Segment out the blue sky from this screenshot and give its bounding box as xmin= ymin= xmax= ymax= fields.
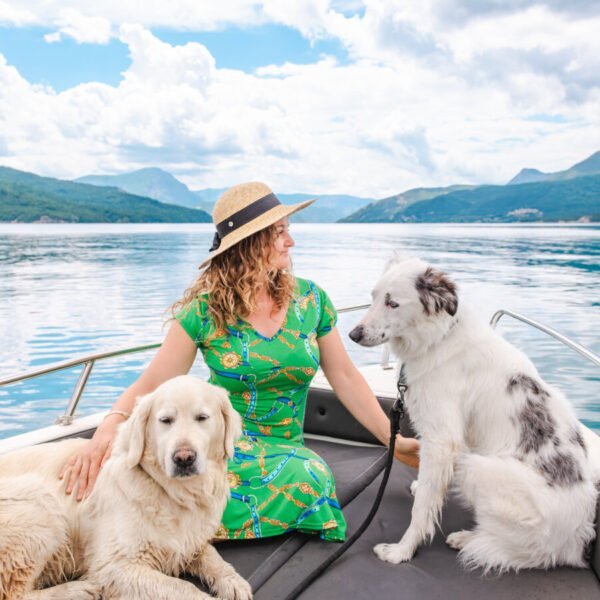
xmin=0 ymin=24 xmax=349 ymax=91
xmin=0 ymin=27 xmax=129 ymax=89
xmin=0 ymin=1 xmax=598 ymax=196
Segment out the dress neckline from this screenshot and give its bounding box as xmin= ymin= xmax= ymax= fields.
xmin=239 ymin=299 xmax=294 ymax=341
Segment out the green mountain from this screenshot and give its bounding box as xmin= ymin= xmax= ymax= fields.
xmin=79 ymin=171 xmax=373 ymax=222
xmin=340 ymin=185 xmax=475 ymax=223
xmin=386 ymin=174 xmax=600 ymax=223
xmin=76 ymin=168 xmax=202 ymax=209
xmin=0 ymin=166 xmax=211 ymax=223
xmin=507 ymin=168 xmax=546 ymax=185
xmin=508 ymin=151 xmax=600 ymax=185
xmin=343 ymin=150 xmax=600 ymax=223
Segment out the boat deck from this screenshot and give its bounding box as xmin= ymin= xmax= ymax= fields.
xmin=203 ymin=371 xmax=600 ymax=599
xmin=215 ymin=437 xmax=600 ymax=599
xmin=2 ymin=363 xmax=599 ymax=598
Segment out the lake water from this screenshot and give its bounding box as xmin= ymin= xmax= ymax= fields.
xmin=1 ymin=223 xmax=599 ymax=439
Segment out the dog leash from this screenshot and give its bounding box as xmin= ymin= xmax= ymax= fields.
xmin=284 ymin=365 xmax=408 ymax=600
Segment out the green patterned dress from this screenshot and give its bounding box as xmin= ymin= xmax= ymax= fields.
xmin=176 ymin=277 xmax=347 ymax=542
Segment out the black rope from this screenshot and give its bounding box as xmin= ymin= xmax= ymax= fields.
xmin=284 ymin=365 xmax=407 ymax=600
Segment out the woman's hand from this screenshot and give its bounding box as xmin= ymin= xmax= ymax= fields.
xmin=59 ymin=415 xmax=122 ymax=501
xmin=58 ymin=321 xmax=198 ymax=500
xmin=318 ymin=328 xmax=421 ymax=470
xmin=393 ymin=434 xmax=420 ymax=469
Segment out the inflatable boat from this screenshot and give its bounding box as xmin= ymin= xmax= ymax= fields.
xmin=1 ymin=308 xmax=599 ymax=599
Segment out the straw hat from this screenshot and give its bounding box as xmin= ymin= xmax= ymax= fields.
xmin=199 ymin=182 xmax=315 ymax=268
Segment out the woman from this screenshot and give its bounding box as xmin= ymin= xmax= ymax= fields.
xmin=61 ymin=182 xmax=419 ymax=541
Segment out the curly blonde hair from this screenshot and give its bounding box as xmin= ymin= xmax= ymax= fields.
xmin=171 ymin=224 xmax=296 ymax=333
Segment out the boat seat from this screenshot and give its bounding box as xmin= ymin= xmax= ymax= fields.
xmin=215 ymin=387 xmax=600 ymax=598
xmin=56 ymin=387 xmax=600 ymax=598
xmin=257 ymin=455 xmax=600 ymax=599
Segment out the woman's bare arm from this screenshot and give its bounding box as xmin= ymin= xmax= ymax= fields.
xmin=318 ymin=327 xmax=419 ymax=469
xmin=60 ymin=321 xmax=198 ymax=499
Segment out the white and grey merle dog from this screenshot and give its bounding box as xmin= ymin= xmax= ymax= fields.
xmin=349 ymin=255 xmax=598 ymax=573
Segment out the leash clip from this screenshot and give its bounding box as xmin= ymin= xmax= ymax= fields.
xmin=392 ymin=364 xmax=408 ymax=420
xmin=393 ymin=384 xmax=406 ymax=420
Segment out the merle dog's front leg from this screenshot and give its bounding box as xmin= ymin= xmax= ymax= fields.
xmin=374 ymin=439 xmax=460 ymax=564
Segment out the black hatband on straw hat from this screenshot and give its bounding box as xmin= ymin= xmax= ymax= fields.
xmin=209 ymin=193 xmax=281 ymax=251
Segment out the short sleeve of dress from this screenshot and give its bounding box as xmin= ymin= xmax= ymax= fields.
xmin=315 ymin=283 xmax=338 ymax=338
xmin=175 ymin=296 xmax=210 ymax=345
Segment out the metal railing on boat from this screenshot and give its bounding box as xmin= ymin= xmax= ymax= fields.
xmin=490 ymin=309 xmax=600 ymax=368
xmin=1 ymin=305 xmax=598 ymax=427
xmin=0 ymin=304 xmax=370 ymax=426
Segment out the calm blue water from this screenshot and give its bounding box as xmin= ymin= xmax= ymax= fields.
xmin=0 ymin=223 xmax=598 ymax=438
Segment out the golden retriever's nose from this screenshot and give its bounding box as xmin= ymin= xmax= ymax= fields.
xmin=172 ymin=447 xmax=197 ymax=473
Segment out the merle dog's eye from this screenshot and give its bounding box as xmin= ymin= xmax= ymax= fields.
xmin=384 ymin=293 xmax=399 ymax=308
xmin=195 ymin=414 xmax=209 ymax=422
xmin=159 ymin=416 xmax=174 ymax=425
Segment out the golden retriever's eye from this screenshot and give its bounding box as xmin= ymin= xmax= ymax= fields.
xmin=159 ymin=416 xmax=174 ymax=425
xmin=195 ymin=414 xmax=209 ymax=422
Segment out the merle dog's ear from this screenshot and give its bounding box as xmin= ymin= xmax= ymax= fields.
xmin=384 ymin=253 xmax=411 ymax=272
xmin=415 ymin=267 xmax=458 ymax=317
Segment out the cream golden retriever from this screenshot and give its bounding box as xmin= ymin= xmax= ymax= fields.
xmin=0 ymin=375 xmax=252 ymax=600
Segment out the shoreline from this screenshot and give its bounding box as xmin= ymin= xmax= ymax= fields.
xmin=0 ymin=220 xmax=598 ymax=226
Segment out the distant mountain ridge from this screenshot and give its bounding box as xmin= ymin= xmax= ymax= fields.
xmin=278 ymin=193 xmax=373 ymax=222
xmin=340 ymin=185 xmax=475 ymax=223
xmin=0 ymin=167 xmax=211 ymax=223
xmin=388 ymin=174 xmax=600 ymax=223
xmin=4 ymin=150 xmax=598 ymax=224
xmin=76 ymin=168 xmax=202 ymax=209
xmin=191 ymin=188 xmax=227 ymax=214
xmin=190 ymin=190 xmax=374 ymax=222
xmin=77 ymin=169 xmax=374 ymax=222
xmin=508 ymin=151 xmax=600 ymax=185
xmin=343 ymin=150 xmax=600 ymax=223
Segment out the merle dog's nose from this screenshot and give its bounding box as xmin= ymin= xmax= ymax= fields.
xmin=349 ymin=325 xmax=364 ymax=343
xmin=173 ymin=447 xmax=197 ymax=469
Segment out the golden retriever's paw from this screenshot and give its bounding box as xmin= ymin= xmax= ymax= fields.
xmin=446 ymin=530 xmax=474 ymax=551
xmin=51 ymin=580 xmax=103 ymax=600
xmin=373 ymin=542 xmax=414 ymax=564
xmin=213 ymin=573 xmax=253 ymax=600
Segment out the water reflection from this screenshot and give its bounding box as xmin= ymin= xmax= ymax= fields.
xmin=1 ymin=223 xmax=598 ymax=438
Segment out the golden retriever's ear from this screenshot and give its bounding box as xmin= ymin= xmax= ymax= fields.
xmin=124 ymin=392 xmax=154 ymax=468
xmin=217 ymin=387 xmax=242 ymax=460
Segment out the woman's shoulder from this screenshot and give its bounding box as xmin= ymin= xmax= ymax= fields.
xmin=293 ymin=276 xmax=327 ymax=295
xmin=294 ymin=277 xmax=333 ymax=306
xmin=177 ymin=293 xmax=210 ymax=320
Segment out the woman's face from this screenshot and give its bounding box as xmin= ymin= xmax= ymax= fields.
xmin=271 ymin=217 xmax=294 ymax=270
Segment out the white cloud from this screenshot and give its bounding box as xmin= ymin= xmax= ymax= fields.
xmin=0 ymin=1 xmax=37 ymax=26
xmin=43 ymin=8 xmax=112 ymax=44
xmin=0 ymin=1 xmax=265 ymax=30
xmin=0 ymin=3 xmax=599 ymax=196
xmin=118 ymin=24 xmax=215 ymax=92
